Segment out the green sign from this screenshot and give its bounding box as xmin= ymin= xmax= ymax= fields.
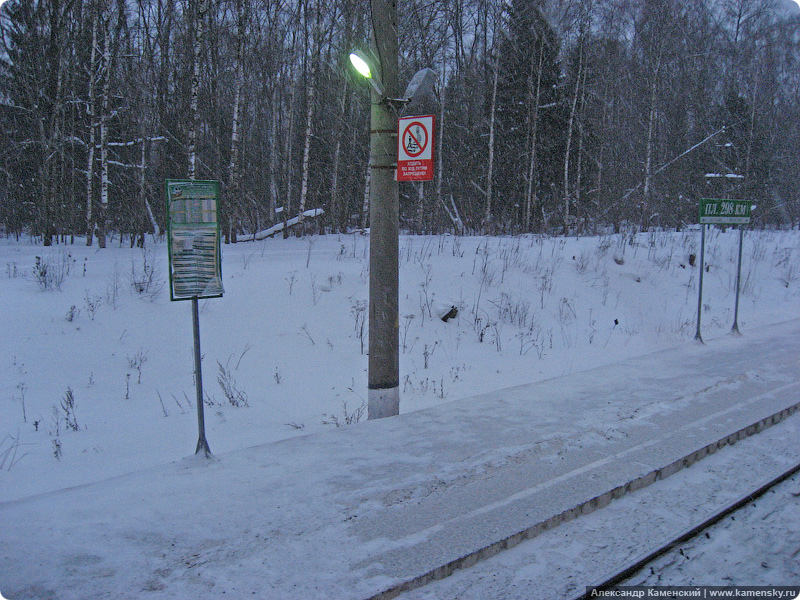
xmin=699 ymin=198 xmax=751 ymax=225
xmin=166 ymin=180 xmax=224 ymax=301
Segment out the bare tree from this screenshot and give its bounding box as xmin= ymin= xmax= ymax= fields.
xmin=1 ymin=0 xmax=799 ymax=239
xmin=85 ymin=3 xmax=99 ymax=245
xmin=226 ymin=0 xmax=249 ymax=242
xmin=187 ymin=0 xmax=206 ymax=181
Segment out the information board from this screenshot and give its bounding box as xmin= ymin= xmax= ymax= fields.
xmin=699 ymin=198 xmax=752 ymax=225
xmin=166 ymin=180 xmax=224 ymax=301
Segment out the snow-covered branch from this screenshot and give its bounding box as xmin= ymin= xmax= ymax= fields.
xmin=241 ymin=209 xmax=324 ymax=241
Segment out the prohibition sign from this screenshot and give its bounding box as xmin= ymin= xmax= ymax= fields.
xmin=402 ymin=121 xmax=429 ymax=158
xmin=397 ymin=114 xmax=435 ymax=181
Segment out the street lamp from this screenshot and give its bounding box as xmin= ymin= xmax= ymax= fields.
xmin=350 ymin=50 xmax=437 ymax=109
xmin=349 ymin=51 xmax=386 ymax=97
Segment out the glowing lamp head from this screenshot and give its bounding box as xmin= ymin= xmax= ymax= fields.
xmin=349 ymin=52 xmax=373 ymax=79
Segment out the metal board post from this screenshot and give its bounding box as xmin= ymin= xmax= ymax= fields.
xmin=695 ymin=224 xmax=705 ymax=344
xmin=732 ymin=227 xmax=744 ymax=335
xmin=192 ymin=296 xmax=211 ymax=456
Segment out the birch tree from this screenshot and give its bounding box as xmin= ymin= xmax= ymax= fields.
xmin=297 ymin=0 xmax=323 ymax=230
xmin=85 ymin=4 xmax=99 ymax=244
xmin=96 ymin=21 xmax=111 ymax=247
xmin=485 ymin=49 xmax=499 ymax=228
xmin=226 ymin=0 xmax=249 ymax=242
xmin=187 ymin=0 xmax=206 ymax=181
xmin=328 ymin=0 xmax=357 ymax=233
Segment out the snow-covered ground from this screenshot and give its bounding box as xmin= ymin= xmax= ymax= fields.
xmin=1 ymin=229 xmax=800 ymax=600
xmin=1 ymin=229 xmax=799 ymax=502
xmin=1 ymin=315 xmax=798 ymax=600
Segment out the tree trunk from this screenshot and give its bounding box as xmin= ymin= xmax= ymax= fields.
xmin=85 ymin=7 xmax=98 ymax=246
xmin=188 ymin=0 xmax=203 ymax=181
xmin=298 ymin=3 xmax=322 ymax=233
xmin=282 ymin=61 xmax=297 ymax=238
xmin=138 ymin=131 xmax=149 ymax=244
xmin=524 ymin=37 xmax=545 ymax=233
xmin=330 ymin=114 xmax=343 ymax=232
xmin=329 ymin=0 xmax=354 ymax=234
xmin=360 ymin=163 xmax=370 ymax=230
xmin=97 ymin=21 xmax=111 ymax=248
xmin=227 ymin=0 xmax=247 ymax=243
xmin=42 ymin=0 xmax=68 ymax=246
xmin=642 ymin=57 xmax=662 ymax=228
xmin=744 ymin=71 xmax=757 ymax=199
xmin=282 ymin=9 xmax=302 ymax=239
xmin=268 ymin=85 xmax=279 ymax=223
xmin=156 ymin=0 xmax=174 ymax=186
xmin=298 ymin=62 xmax=316 ymax=228
xmin=563 ymin=44 xmax=583 ymax=233
xmin=574 ymin=85 xmax=586 ymax=229
xmin=415 ymin=182 xmax=425 ymax=233
xmin=435 ymin=65 xmax=445 ymax=233
xmin=485 ymin=51 xmax=499 ymax=229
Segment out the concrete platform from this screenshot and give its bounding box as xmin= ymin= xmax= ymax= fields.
xmin=2 ymin=321 xmax=799 ymax=600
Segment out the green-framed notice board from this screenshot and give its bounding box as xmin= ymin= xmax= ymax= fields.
xmin=166 ymin=180 xmax=224 ymax=301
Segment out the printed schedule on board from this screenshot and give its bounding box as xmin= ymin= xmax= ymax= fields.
xmin=166 ymin=180 xmax=224 ymax=301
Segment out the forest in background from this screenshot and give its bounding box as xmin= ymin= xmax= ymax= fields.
xmin=1 ymin=0 xmax=799 ymax=246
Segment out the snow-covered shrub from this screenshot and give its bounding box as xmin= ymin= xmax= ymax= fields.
xmin=33 ymin=252 xmax=70 ymax=291
xmin=779 ymin=265 xmax=796 ymax=289
xmin=61 ymin=388 xmax=79 ymax=432
xmin=216 ymin=360 xmax=248 ymax=407
xmin=84 ymin=291 xmax=102 ymax=320
xmin=574 ymin=250 xmax=591 ymax=274
xmin=129 ymin=249 xmax=163 ymax=299
xmin=127 ymin=348 xmax=148 ymax=384
xmin=52 ymin=438 xmax=62 ymax=460
xmin=106 ymin=263 xmax=122 ymax=308
xmin=6 ymin=261 xmax=22 ymax=277
xmin=350 ymin=300 xmax=367 ymax=355
xmin=491 ymin=292 xmax=533 ymax=329
xmin=0 ymin=433 xmax=28 ymax=471
xmin=322 ymin=400 xmax=366 ymax=427
xmin=65 ymin=305 xmax=80 ymax=322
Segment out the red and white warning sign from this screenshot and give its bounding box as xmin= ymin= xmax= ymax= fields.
xmin=397 ymin=115 xmax=435 ymax=181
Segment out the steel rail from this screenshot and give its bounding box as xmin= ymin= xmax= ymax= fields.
xmin=576 ymin=460 xmax=800 ymax=599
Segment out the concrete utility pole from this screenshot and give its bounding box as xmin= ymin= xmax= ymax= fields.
xmin=367 ymin=0 xmax=400 ymax=419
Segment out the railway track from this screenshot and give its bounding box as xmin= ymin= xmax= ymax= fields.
xmin=390 ymin=409 xmax=800 ymax=600
xmin=577 ymin=461 xmax=800 ymax=599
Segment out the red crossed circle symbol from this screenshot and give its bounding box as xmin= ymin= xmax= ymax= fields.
xmin=402 ymin=121 xmax=428 ymax=158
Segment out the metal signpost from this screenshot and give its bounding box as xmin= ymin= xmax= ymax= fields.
xmin=166 ymin=179 xmax=224 ymax=456
xmin=695 ymin=198 xmax=751 ymax=342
